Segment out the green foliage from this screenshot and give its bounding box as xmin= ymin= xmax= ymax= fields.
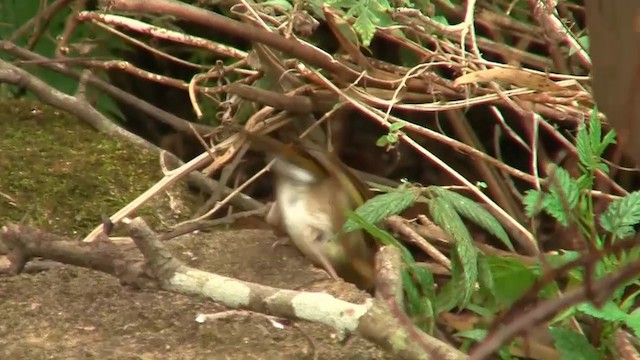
xmin=435 ymin=248 xmax=466 ymax=313
xmin=578 ymin=301 xmax=640 ymax=339
xmin=347 ymin=181 xmax=511 ymax=316
xmin=576 ymin=108 xmax=616 ymax=181
xmin=428 ymin=195 xmax=477 ymax=305
xmin=578 ymin=301 xmax=628 ymax=323
xmin=599 ymin=191 xmax=640 ymax=239
xmin=549 ymin=328 xmax=602 ymax=360
xmin=376 ymin=121 xmax=406 ymax=147
xmin=346 ymin=211 xmax=436 ymax=332
xmin=402 ymin=264 xmax=436 ymax=332
xmin=523 ymin=166 xmax=580 ymax=226
xmin=325 ymin=0 xmax=394 ymax=45
xmin=480 ymin=255 xmax=538 ymax=310
xmin=524 ymin=108 xmax=617 ymax=238
xmin=343 ymin=184 xmax=421 ymax=232
xmin=430 ymin=187 xmax=514 ymax=251
xmin=522 ymin=108 xmax=640 ymax=357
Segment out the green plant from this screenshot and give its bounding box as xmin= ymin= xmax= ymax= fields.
xmin=343 ymin=180 xmax=513 ymax=331
xmin=345 ymin=106 xmax=640 ymax=357
xmin=376 ymin=121 xmax=406 ymax=147
xmin=522 ymin=107 xmax=640 ymax=357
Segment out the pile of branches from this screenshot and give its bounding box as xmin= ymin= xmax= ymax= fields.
xmin=2 ymin=0 xmax=640 ymax=359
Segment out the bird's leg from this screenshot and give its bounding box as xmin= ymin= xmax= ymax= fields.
xmin=308 ymin=228 xmax=340 ymax=281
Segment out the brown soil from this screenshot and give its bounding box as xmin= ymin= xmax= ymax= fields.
xmin=0 ymin=230 xmax=389 ymax=360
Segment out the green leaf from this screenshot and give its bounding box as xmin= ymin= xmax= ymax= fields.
xmin=484 ymin=256 xmax=537 ymax=309
xmin=376 ymin=135 xmax=389 ymax=147
xmin=455 ymin=328 xmax=487 ymax=341
xmin=343 ymin=187 xmax=419 ymax=232
xmin=523 ymin=189 xmax=544 ymax=218
xmin=403 ymin=265 xmax=436 ymax=333
xmin=577 ymin=301 xmax=627 ymax=323
xmin=433 ymin=15 xmax=449 ymax=26
xmin=428 ymin=196 xmax=477 ymax=305
xmin=326 ymin=0 xmax=392 ymax=46
xmin=540 ymin=166 xmax=580 ymax=226
xmin=545 ymin=251 xmax=581 ymax=268
xmin=598 ymin=129 xmax=617 ymax=156
xmin=436 ymin=251 xmax=466 ymax=313
xmin=477 ymin=255 xmax=496 ymax=304
xmin=549 ymin=328 xmax=602 ymax=360
xmin=625 ymin=310 xmax=640 ymax=339
xmin=600 ymin=191 xmax=640 ymax=239
xmin=466 ymin=303 xmax=495 ymax=318
xmin=576 ymin=122 xmax=594 ymax=170
xmin=431 ymin=187 xmax=513 ymax=251
xmin=346 ymin=211 xmax=414 ymax=262
xmin=588 ymin=111 xmax=603 ymax=156
xmin=579 ymin=35 xmax=590 ymax=51
xmin=550 ymin=167 xmax=581 ymax=209
xmin=575 ymin=109 xmax=616 ymax=175
xmin=389 ymin=121 xmax=406 ymax=132
xmin=352 ymin=7 xmax=377 ymax=46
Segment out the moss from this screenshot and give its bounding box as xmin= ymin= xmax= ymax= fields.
xmin=0 ymin=99 xmax=163 ymax=236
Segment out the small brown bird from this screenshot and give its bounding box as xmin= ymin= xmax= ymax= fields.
xmin=242 ymin=130 xmax=378 ymax=291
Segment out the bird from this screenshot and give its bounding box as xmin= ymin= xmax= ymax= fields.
xmin=240 ymin=128 xmax=378 ymax=292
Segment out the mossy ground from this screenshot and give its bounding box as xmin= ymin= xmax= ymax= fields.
xmin=0 ymin=98 xmax=163 ymax=235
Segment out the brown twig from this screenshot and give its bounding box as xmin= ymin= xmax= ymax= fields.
xmin=0 ymin=41 xmax=215 ymax=135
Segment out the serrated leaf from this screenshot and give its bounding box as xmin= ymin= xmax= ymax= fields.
xmin=597 ymin=129 xmax=617 ymax=156
xmin=576 ymin=122 xmax=593 ymax=169
xmin=589 ymin=111 xmax=603 ymax=157
xmin=429 ymin=196 xmax=477 ymax=305
xmin=600 ymin=191 xmax=640 ymax=239
xmin=550 ymin=328 xmax=602 ymax=360
xmin=577 ymin=301 xmax=627 ymax=322
xmin=539 ymin=166 xmax=580 ymax=227
xmin=343 ymin=187 xmax=419 ymax=232
xmin=523 ymin=189 xmax=544 ymax=218
xmin=431 ymin=187 xmax=513 ymax=251
xmin=550 ymin=167 xmax=581 ymax=209
xmin=626 ymin=310 xmax=640 ymax=339
xmin=542 ymin=193 xmax=569 ymax=226
xmin=346 ymin=211 xmax=414 ymax=262
xmin=352 ymin=9 xmax=376 ymax=46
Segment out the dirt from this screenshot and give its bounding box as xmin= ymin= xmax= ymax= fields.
xmin=0 ymin=100 xmax=389 ymax=359
xmin=0 ymin=230 xmax=388 ymax=360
